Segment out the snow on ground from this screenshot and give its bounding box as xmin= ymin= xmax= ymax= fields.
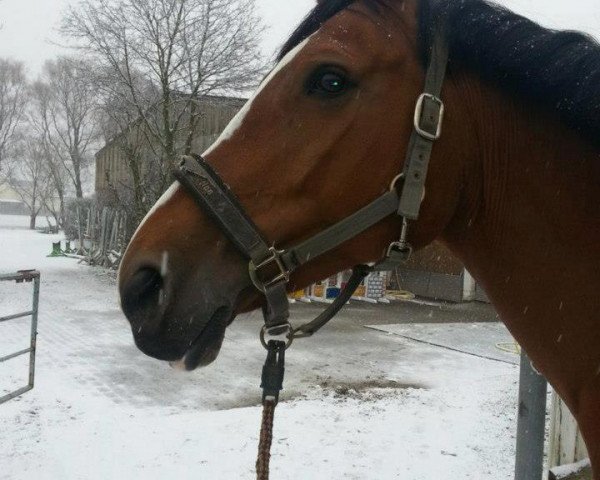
xmin=0 ymin=214 xmax=520 ymax=480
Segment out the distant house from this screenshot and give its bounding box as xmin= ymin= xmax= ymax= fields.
xmin=0 ymin=182 xmax=28 ymax=215
xmin=0 ymin=180 xmax=63 ymax=217
xmin=95 ymin=95 xmax=246 ymax=196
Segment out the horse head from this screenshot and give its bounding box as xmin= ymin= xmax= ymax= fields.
xmin=118 ymin=0 xmax=468 ymax=370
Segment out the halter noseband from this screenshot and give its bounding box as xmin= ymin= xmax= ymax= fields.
xmin=173 ymin=26 xmax=448 ymax=344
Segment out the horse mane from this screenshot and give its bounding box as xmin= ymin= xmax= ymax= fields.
xmin=279 ymin=0 xmax=600 ymax=148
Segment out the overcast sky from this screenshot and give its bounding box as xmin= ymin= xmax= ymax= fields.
xmin=0 ymin=0 xmax=598 ymax=76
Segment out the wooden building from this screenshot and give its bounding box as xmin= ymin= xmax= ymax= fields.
xmin=95 ymin=95 xmax=246 ymax=194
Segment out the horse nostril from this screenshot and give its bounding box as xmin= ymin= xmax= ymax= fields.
xmin=121 ymin=267 xmax=165 ymax=321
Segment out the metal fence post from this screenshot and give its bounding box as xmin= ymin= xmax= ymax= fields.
xmin=515 ymin=350 xmax=548 ymax=480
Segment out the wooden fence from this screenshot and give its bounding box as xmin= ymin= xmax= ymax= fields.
xmin=67 ymin=206 xmax=128 ymax=269
xmin=548 ymin=391 xmax=591 ymax=479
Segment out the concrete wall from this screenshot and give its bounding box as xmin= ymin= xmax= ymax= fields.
xmin=394 ymin=242 xmax=490 ymax=303
xmin=393 ymin=242 xmax=463 ymax=302
xmin=396 ymin=268 xmax=464 ymax=302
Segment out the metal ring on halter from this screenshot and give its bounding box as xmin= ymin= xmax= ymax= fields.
xmin=389 ymin=173 xmax=405 ymax=192
xmin=260 ymin=324 xmax=294 ymax=350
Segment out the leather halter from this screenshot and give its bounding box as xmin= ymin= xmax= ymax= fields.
xmin=174 ymin=26 xmax=448 ymax=344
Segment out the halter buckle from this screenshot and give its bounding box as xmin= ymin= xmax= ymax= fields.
xmin=414 ymin=93 xmax=444 ymax=141
xmin=249 ymin=247 xmax=290 ymax=292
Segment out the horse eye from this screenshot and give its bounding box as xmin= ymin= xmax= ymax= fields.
xmin=309 ymin=70 xmax=348 ymax=96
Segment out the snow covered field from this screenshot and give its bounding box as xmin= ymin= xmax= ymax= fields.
xmin=0 ymin=214 xmax=520 ymax=480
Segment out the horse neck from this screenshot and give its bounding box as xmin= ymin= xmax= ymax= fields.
xmin=441 ymin=75 xmax=600 ymax=447
xmin=440 ymin=75 xmax=600 ymax=463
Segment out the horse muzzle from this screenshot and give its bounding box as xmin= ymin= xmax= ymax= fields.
xmin=118 ymin=246 xmax=247 ymax=369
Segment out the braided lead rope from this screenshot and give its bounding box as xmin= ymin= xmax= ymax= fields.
xmin=256 ymin=399 xmax=276 ymax=480
xmin=256 ymin=341 xmax=285 ymax=480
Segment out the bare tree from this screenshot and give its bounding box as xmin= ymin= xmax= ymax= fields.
xmin=61 ymin=0 xmax=267 ymax=199
xmin=6 ymin=139 xmax=55 ymax=229
xmin=0 ymin=59 xmax=28 ymax=174
xmin=28 ymin=80 xmax=73 ymax=226
xmin=37 ymin=57 xmax=98 ymax=199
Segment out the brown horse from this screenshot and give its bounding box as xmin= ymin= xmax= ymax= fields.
xmin=118 ymin=0 xmax=600 ymax=472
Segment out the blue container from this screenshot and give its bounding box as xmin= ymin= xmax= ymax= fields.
xmin=326 ymin=287 xmax=341 ymax=299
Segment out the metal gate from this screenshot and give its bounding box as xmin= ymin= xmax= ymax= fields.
xmin=0 ymin=270 xmax=40 ymax=405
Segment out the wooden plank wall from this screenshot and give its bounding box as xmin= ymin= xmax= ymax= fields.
xmin=548 ymin=391 xmax=589 ymax=468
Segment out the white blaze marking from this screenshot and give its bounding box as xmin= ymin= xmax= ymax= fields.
xmin=160 ymin=251 xmax=169 ymax=277
xmin=203 ymin=35 xmax=314 ymax=156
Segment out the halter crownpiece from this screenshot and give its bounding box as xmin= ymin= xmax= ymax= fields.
xmin=174 ymin=24 xmax=448 ymax=343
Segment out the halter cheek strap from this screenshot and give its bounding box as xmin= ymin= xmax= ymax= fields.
xmin=400 ymin=24 xmax=449 ymax=219
xmin=173 ymin=25 xmax=448 ymax=341
xmin=173 ymin=156 xmax=292 ymax=330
